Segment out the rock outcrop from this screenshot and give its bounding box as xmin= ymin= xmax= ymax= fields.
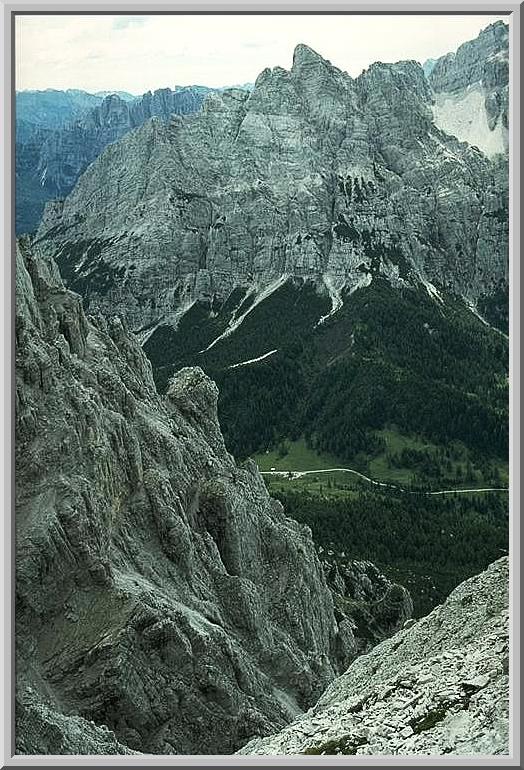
xmin=326 ymin=560 xmax=413 ymax=654
xmin=15 ymin=239 xmax=409 ymax=754
xmin=34 ymin=40 xmax=508 ymax=339
xmin=16 ymin=87 xmax=214 ymax=234
xmin=35 ymin=87 xmax=214 ymax=200
xmin=239 ymin=557 xmax=509 ymax=756
xmin=429 ymin=21 xmax=509 ymax=157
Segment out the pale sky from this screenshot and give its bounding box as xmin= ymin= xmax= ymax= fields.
xmin=15 ymin=14 xmax=507 ymax=94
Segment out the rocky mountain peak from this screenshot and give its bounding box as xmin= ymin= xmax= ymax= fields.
xmin=429 ymin=21 xmax=508 ymax=157
xmin=292 ymin=43 xmax=331 ymax=69
xmin=16 ymin=85 xmax=216 ymax=234
xmin=32 ymin=31 xmax=507 ymax=340
xmin=202 ymin=87 xmax=248 ymax=115
xmin=478 ymin=19 xmax=509 ymax=45
xmin=430 ymin=20 xmax=508 ymax=94
xmin=356 ymin=59 xmax=433 ymax=126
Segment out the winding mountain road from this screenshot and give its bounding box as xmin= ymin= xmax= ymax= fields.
xmin=260 ymin=467 xmax=508 ymax=496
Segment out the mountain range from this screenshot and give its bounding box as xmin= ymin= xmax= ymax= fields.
xmin=34 ymin=23 xmax=509 ymax=324
xmin=15 ymin=86 xmax=219 ymax=234
xmin=32 ymin=23 xmax=509 ymax=471
xmin=15 ymin=19 xmax=510 ymax=757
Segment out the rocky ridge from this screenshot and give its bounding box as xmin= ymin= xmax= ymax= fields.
xmin=34 ymin=41 xmax=508 ymax=339
xmin=35 ymin=87 xmax=214 ymax=200
xmin=429 ymin=21 xmax=509 ymax=157
xmin=240 ymin=557 xmax=510 ymax=756
xmin=15 ymin=89 xmax=103 ymax=132
xmin=15 ymin=239 xmax=410 ymax=754
xmin=16 ymin=87 xmax=214 ymax=235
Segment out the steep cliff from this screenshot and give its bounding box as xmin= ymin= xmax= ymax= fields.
xmin=429 ymin=21 xmax=509 ymax=157
xmin=240 ymin=557 xmax=509 ymax=756
xmin=15 ymin=239 xmax=410 ymax=754
xmin=35 ymin=87 xmax=214 ymax=200
xmin=16 ymin=87 xmax=214 ymax=234
xmin=35 ymin=44 xmax=508 ymax=336
xmin=15 ymin=90 xmax=103 ymax=234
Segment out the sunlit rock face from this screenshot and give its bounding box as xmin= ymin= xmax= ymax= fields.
xmin=429 ymin=21 xmax=509 ymax=158
xmin=34 ymin=41 xmax=507 ymax=336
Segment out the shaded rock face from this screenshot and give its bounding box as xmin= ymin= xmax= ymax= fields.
xmin=16 ymin=690 xmax=137 ymax=756
xmin=36 ymin=87 xmax=214 ymax=200
xmin=16 ymin=87 xmax=213 ymax=234
xmin=239 ymin=557 xmax=509 ymax=756
xmin=429 ymin=21 xmax=509 ymax=157
xmin=15 ymin=90 xmax=103 ymax=234
xmin=326 ymin=560 xmax=413 ymax=657
xmin=34 ymin=42 xmax=508 ymax=336
xmin=15 ymin=240 xmax=409 ymax=755
xmin=15 ymin=89 xmax=103 ymax=131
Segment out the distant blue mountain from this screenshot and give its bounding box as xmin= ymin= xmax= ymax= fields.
xmin=94 ymin=90 xmax=138 ymax=101
xmin=16 ymin=89 xmax=103 ymax=130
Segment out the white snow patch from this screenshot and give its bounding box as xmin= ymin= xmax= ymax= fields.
xmin=200 ymin=275 xmax=288 ymax=353
xmin=420 ymin=278 xmax=443 ymax=304
xmin=228 ymin=349 xmax=278 ymax=369
xmin=432 ymin=86 xmax=507 ymax=159
xmin=317 ymin=274 xmax=343 ymax=326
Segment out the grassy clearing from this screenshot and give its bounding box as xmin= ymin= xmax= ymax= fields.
xmin=252 ymin=438 xmax=340 ymax=473
xmin=263 ymin=473 xmax=363 ymax=500
xmin=252 ymin=432 xmax=508 ymax=494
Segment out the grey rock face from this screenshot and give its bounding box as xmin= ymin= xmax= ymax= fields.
xmin=37 ymin=87 xmax=214 ymax=200
xmin=422 ymin=59 xmax=437 ymax=79
xmin=16 ymin=125 xmax=57 ymax=236
xmin=16 ymin=87 xmax=214 ymax=234
xmin=430 ymin=21 xmax=508 ymax=96
xmin=15 ymin=239 xmax=408 ymax=754
xmin=16 ymin=688 xmax=137 ymax=755
xmin=34 ymin=42 xmax=507 ymax=336
xmin=430 ymin=21 xmax=509 ymax=157
xmin=239 ymin=557 xmax=509 ymax=756
xmin=15 ymin=89 xmax=107 ymax=234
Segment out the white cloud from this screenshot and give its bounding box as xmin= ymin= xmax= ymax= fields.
xmin=15 ymin=13 xmax=507 ymax=94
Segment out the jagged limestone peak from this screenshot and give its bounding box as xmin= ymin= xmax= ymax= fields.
xmin=34 ymin=33 xmax=507 ymax=338
xmin=292 ymin=43 xmax=331 ymax=69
